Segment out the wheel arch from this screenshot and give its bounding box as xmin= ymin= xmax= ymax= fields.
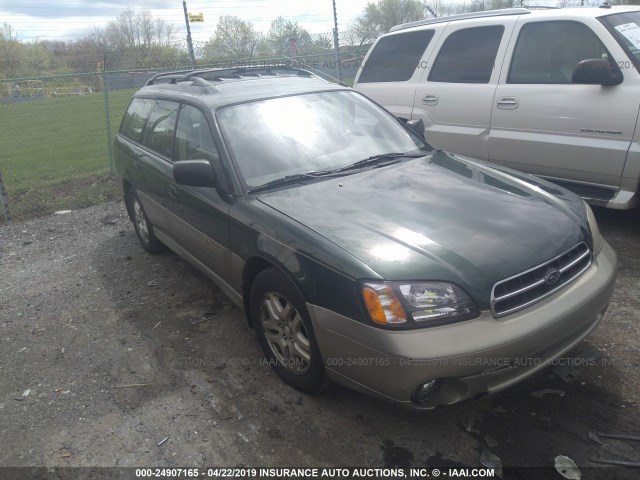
xmin=241 ymin=253 xmax=312 ymax=328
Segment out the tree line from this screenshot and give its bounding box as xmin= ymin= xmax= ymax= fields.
xmin=0 ymin=0 xmax=636 ymax=80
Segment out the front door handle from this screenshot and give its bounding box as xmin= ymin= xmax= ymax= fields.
xmin=168 ymin=185 xmax=178 ymax=200
xmin=497 ymin=97 xmax=519 ymax=109
xmin=422 ymin=94 xmax=439 ymax=106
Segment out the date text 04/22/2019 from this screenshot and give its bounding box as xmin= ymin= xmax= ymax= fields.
xmin=134 ymin=467 xmax=497 ymax=478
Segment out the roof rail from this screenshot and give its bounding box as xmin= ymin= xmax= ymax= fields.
xmin=389 ymin=8 xmax=531 ymax=32
xmin=146 ymin=65 xmax=315 ymax=86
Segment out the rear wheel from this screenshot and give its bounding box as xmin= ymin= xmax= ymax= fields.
xmin=250 ymin=268 xmax=328 ymax=393
xmin=126 ymin=189 xmax=165 ymax=253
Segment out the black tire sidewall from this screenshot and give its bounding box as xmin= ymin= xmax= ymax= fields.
xmin=126 ymin=189 xmax=163 ymax=253
xmin=250 ymin=268 xmax=326 ymax=393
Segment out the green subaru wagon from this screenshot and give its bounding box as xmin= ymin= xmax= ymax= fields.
xmin=114 ymin=67 xmax=616 ymax=409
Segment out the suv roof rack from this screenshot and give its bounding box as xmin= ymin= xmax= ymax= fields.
xmin=146 ymin=65 xmax=315 ymax=86
xmin=389 ymin=8 xmax=531 ymax=32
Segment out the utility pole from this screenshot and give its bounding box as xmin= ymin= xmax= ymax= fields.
xmin=332 ymin=0 xmax=342 ymax=82
xmin=183 ymin=0 xmax=196 ymax=68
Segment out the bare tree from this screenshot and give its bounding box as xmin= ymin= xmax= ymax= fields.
xmin=100 ymin=8 xmax=176 ymax=49
xmin=266 ymin=16 xmax=314 ymax=57
xmin=155 ymin=18 xmax=177 ymax=47
xmin=203 ymin=15 xmax=259 ymax=60
xmin=354 ymin=0 xmax=428 ymax=42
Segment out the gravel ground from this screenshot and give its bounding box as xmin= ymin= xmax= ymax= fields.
xmin=1 ymin=200 xmax=639 ymax=478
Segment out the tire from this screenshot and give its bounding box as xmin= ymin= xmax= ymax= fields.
xmin=250 ymin=268 xmax=329 ymax=393
xmin=126 ymin=189 xmax=166 ymax=254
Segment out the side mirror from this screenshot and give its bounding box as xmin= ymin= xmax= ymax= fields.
xmin=173 ymin=160 xmax=217 ymax=188
xmin=406 ymin=118 xmax=425 ymax=139
xmin=572 ymin=59 xmax=623 ymax=86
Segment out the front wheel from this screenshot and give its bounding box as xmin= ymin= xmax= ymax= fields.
xmin=250 ymin=268 xmax=328 ymax=393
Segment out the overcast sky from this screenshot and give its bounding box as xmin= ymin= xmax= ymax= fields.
xmin=0 ymin=0 xmax=375 ymax=43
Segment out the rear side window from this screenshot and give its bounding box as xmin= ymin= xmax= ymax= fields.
xmin=143 ymin=100 xmax=179 ymax=159
xmin=508 ymin=21 xmax=613 ymax=84
xmin=120 ymin=98 xmax=154 ymax=143
xmin=428 ymin=26 xmax=504 ymax=83
xmin=358 ymin=30 xmax=434 ymax=83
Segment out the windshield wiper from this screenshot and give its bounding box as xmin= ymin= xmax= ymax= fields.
xmin=335 ymin=152 xmax=425 ymax=173
xmin=248 ymin=170 xmax=334 ymax=194
xmin=248 ymin=152 xmax=429 ymax=194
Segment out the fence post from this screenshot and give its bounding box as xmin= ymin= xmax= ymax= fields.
xmin=102 ymin=57 xmax=114 ymax=174
xmin=0 ymin=169 xmax=12 ymax=225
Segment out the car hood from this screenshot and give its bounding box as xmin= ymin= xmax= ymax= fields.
xmin=257 ymin=151 xmax=590 ymax=307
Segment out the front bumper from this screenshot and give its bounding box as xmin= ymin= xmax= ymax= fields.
xmin=308 ymin=239 xmax=617 ymax=409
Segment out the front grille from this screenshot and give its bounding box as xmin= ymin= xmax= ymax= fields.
xmin=491 ymin=242 xmax=591 ymax=317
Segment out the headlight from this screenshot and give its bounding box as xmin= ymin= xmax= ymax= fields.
xmin=362 ymin=281 xmax=479 ymax=328
xmin=585 ymin=202 xmax=602 ymax=255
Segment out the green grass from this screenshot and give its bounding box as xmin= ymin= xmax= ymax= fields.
xmin=0 ymin=88 xmax=136 ymax=222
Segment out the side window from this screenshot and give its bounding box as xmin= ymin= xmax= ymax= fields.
xmin=358 ymin=30 xmax=435 ymax=83
xmin=143 ymin=100 xmax=179 ymax=158
xmin=175 ymin=105 xmax=220 ymax=165
xmin=120 ymin=98 xmax=154 ymax=143
xmin=508 ymin=21 xmax=614 ymax=84
xmin=428 ymin=26 xmax=505 ymax=83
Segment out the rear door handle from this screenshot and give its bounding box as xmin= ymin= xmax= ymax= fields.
xmin=168 ymin=185 xmax=178 ymax=200
xmin=422 ymin=94 xmax=439 ymax=106
xmin=497 ymin=97 xmax=519 ymax=109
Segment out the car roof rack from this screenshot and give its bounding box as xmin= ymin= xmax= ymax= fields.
xmin=389 ymin=8 xmax=531 ymax=32
xmin=146 ymin=65 xmax=315 ymax=86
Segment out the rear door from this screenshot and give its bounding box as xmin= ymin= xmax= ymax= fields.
xmin=489 ymin=17 xmax=637 ymax=189
xmin=135 ymin=99 xmax=180 ymax=234
xmin=412 ymin=18 xmax=517 ymax=159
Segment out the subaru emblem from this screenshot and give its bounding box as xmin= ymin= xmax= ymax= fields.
xmin=545 ymin=269 xmax=561 ymax=286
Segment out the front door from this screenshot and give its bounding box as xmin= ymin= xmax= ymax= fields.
xmin=489 ymin=19 xmax=637 ymax=189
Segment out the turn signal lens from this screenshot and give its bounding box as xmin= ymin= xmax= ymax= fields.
xmin=362 ymin=283 xmax=407 ymax=325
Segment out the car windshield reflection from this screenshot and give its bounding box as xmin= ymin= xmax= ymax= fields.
xmin=217 ymin=91 xmax=431 ymax=189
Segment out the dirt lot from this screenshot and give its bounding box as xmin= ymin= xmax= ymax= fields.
xmin=1 ymin=200 xmax=639 ymax=478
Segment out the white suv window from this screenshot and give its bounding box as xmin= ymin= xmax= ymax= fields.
xmin=428 ymin=25 xmax=504 ymax=84
xmin=358 ymin=30 xmax=435 ymax=83
xmin=508 ymin=21 xmax=613 ymax=84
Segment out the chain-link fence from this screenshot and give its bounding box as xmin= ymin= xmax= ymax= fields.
xmin=0 ymin=70 xmax=142 ymax=224
xmin=0 ymin=37 xmax=368 ymax=225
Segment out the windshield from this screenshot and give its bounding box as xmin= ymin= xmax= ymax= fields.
xmin=601 ymin=11 xmax=640 ymax=71
xmin=217 ymin=90 xmax=431 ymax=189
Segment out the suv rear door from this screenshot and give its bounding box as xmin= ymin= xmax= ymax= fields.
xmin=411 ymin=18 xmax=517 ymax=159
xmin=489 ymin=16 xmax=637 ymax=193
xmin=355 ymin=28 xmax=440 ymax=121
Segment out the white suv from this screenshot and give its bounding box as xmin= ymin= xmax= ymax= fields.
xmin=354 ymin=6 xmax=640 ymax=209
